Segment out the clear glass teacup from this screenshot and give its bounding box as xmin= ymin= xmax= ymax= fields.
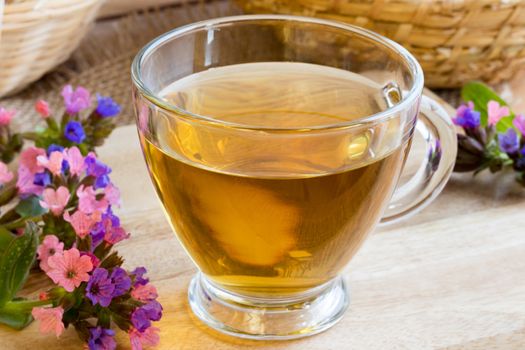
xmin=131 ymin=15 xmax=456 ymax=340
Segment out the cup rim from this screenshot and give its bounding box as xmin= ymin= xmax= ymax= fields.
xmin=131 ymin=14 xmax=424 ymax=132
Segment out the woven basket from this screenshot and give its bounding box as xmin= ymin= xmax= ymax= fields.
xmin=0 ymin=0 xmax=103 ymax=98
xmin=237 ymin=0 xmax=525 ymax=88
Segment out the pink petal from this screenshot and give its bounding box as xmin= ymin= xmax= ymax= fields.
xmin=35 ymin=100 xmax=51 ymax=118
xmin=19 ymin=147 xmax=46 ymax=173
xmin=487 ymin=100 xmax=510 ymax=126
xmin=64 ymin=147 xmax=85 ymax=176
xmin=32 ymin=307 xmax=64 ymax=337
xmin=63 ymin=248 xmax=79 ymax=270
xmin=61 ymin=85 xmax=73 ymax=100
xmin=77 ymin=254 xmax=94 ymax=274
xmin=56 ymin=186 xmax=71 ymax=205
xmin=0 ymin=107 xmax=15 ymax=126
xmin=131 ymin=284 xmax=158 ymax=301
xmin=0 ymin=162 xmax=13 ymax=184
xmin=104 ymin=184 xmax=121 ymax=206
xmin=37 ymin=235 xmax=64 ymax=271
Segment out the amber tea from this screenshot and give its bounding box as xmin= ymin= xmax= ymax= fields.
xmin=140 ymin=62 xmax=408 ymax=297
xmin=133 ymin=16 xmax=457 ymax=339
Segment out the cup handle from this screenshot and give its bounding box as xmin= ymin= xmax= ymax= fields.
xmin=381 ymin=95 xmax=457 ymax=224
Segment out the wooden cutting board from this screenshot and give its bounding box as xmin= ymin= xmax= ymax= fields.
xmin=2 ymin=96 xmax=525 ymax=349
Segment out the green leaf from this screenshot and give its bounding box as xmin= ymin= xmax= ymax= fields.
xmin=496 ymin=115 xmax=514 ymax=133
xmin=0 ymin=185 xmax=18 ymax=207
xmin=15 ymin=196 xmax=47 ymax=218
xmin=0 ymin=227 xmax=14 ymax=255
xmin=461 ymin=81 xmax=514 ymax=126
xmin=0 ymin=222 xmax=39 ymax=307
xmin=0 ymin=304 xmax=33 ymax=330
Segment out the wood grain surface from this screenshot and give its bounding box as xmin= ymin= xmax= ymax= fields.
xmin=2 ymin=100 xmax=525 ymax=349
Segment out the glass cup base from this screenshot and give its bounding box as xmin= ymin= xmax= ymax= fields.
xmin=188 ymin=272 xmax=350 ymax=340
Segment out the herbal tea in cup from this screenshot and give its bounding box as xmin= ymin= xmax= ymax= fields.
xmin=132 ymin=15 xmax=456 ymax=340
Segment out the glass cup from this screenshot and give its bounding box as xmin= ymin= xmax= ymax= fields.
xmin=131 ymin=15 xmax=457 ymax=340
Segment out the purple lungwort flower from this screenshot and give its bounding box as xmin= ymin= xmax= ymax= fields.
xmin=64 ymin=121 xmax=86 ymax=144
xmin=86 ymin=268 xmax=115 ymax=307
xmin=104 ymin=207 xmax=120 ymax=227
xmin=498 ymin=128 xmax=520 ymax=154
xmin=88 ymin=327 xmax=116 ymax=350
xmin=131 ymin=300 xmax=163 ymax=332
xmin=453 ymin=101 xmax=480 ymax=129
xmin=110 ymin=267 xmax=132 ymax=297
xmin=85 ymin=154 xmax=112 ymax=189
xmin=62 ymin=85 xmax=91 ymax=115
xmin=96 ymin=94 xmax=121 ymax=118
xmin=90 ymin=223 xmax=106 ymax=248
xmin=131 ymin=267 xmax=149 ymax=286
xmin=104 ymin=224 xmax=129 ymax=245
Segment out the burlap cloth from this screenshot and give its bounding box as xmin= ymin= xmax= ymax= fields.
xmin=0 ymin=0 xmax=459 ymax=132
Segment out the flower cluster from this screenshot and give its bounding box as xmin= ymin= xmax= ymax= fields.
xmin=0 ymin=86 xmax=162 ymax=350
xmin=453 ymin=83 xmax=525 ymax=185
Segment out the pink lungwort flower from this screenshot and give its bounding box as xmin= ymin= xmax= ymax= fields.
xmin=63 ymin=147 xmax=85 ymax=176
xmin=37 ymin=235 xmax=64 ymax=272
xmin=81 ymin=251 xmax=100 ymax=268
xmin=0 ymin=107 xmax=15 ymax=126
xmin=513 ymin=114 xmax=525 ymax=136
xmin=46 ymin=248 xmax=93 ymax=292
xmin=16 ymin=166 xmax=43 ymax=196
xmin=129 ymin=326 xmax=160 ymax=350
xmin=32 ymin=306 xmax=65 ymax=337
xmin=102 ymin=217 xmax=129 ymax=245
xmin=63 ymin=210 xmax=100 ymax=238
xmin=61 ymin=85 xmax=91 ymax=115
xmin=37 ymin=151 xmax=64 ymax=176
xmin=40 ymin=186 xmax=70 ymax=216
xmin=35 ymin=100 xmax=51 ymax=118
xmin=104 ymin=184 xmax=121 ymax=207
xmin=19 ymin=147 xmax=46 ymax=174
xmin=0 ymin=162 xmax=13 ymax=185
xmin=488 ymin=100 xmax=510 ymax=126
xmin=77 ymin=185 xmax=108 ymax=215
xmin=131 ymin=284 xmax=158 ymax=302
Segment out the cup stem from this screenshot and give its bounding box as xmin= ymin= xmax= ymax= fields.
xmin=188 ymin=272 xmax=350 ymax=340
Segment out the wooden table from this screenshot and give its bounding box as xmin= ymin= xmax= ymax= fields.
xmin=2 ymin=107 xmax=525 ymax=349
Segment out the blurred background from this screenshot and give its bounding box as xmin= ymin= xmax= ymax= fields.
xmin=1 ymin=0 xmax=524 ymax=130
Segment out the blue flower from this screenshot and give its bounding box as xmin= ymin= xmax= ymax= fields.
xmin=95 ymin=174 xmax=110 ymax=189
xmin=498 ymin=128 xmax=520 ymax=154
xmin=33 ymin=171 xmax=51 ymax=187
xmin=87 ymin=327 xmax=116 ymax=350
xmin=64 ymin=121 xmax=86 ymax=144
xmin=453 ymin=102 xmax=480 ymax=129
xmin=61 ymin=159 xmax=69 ymax=174
xmin=96 ymin=94 xmax=121 ymax=118
xmin=47 ymin=144 xmax=64 ymax=155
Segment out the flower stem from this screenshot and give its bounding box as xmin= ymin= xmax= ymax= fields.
xmin=20 ymin=132 xmax=39 ymax=142
xmin=3 ymin=216 xmax=41 ymax=230
xmin=1 ymin=299 xmax=52 ymax=313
